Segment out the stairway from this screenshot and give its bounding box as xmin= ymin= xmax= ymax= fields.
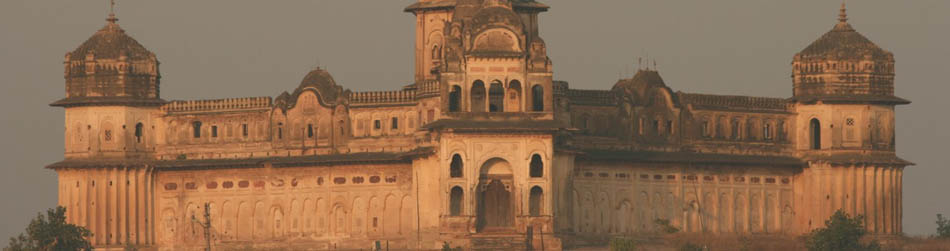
xmin=471 ymin=234 xmax=528 ymax=251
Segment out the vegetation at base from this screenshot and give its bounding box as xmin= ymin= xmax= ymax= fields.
xmin=678 ymin=242 xmax=704 ymax=251
xmin=805 ymin=209 xmax=880 ymax=251
xmin=440 ymin=241 xmax=461 ymax=251
xmin=937 ymin=214 xmax=950 ymax=238
xmin=4 ymin=206 xmax=92 ymax=251
xmin=608 ymin=237 xmax=637 ymax=251
xmin=654 ymin=219 xmax=680 ymax=234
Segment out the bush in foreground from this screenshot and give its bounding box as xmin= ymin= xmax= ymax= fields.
xmin=678 ymin=242 xmax=704 ymax=251
xmin=609 ymin=237 xmax=637 ymax=251
xmin=805 ymin=210 xmax=879 ymax=251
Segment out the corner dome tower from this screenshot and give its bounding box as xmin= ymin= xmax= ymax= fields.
xmin=791 ymin=3 xmax=907 ymax=104
xmin=52 ymin=10 xmax=163 ymax=107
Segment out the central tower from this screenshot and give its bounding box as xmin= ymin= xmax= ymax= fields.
xmin=406 ymin=0 xmax=553 ymax=116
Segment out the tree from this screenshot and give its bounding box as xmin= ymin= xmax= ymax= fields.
xmin=805 ymin=210 xmax=880 ymax=251
xmin=5 ymin=206 xmax=92 ymax=251
xmin=937 ymin=214 xmax=950 ymax=238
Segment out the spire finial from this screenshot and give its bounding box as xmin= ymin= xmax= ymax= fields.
xmin=838 ymin=0 xmax=848 ymax=23
xmin=106 ymin=0 xmax=118 ymax=23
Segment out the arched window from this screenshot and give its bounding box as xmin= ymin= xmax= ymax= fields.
xmin=764 ymin=122 xmax=772 ymax=140
xmin=448 ymin=85 xmax=461 ymax=112
xmin=508 ymin=80 xmax=522 ymax=112
xmin=529 ymin=186 xmax=543 ymax=216
xmin=700 ymin=120 xmax=709 ymax=138
xmin=134 ymin=123 xmax=143 ymax=143
xmin=432 ymin=45 xmax=442 ymax=60
xmin=529 ymin=154 xmax=543 ymax=178
xmin=307 ymin=124 xmax=314 ymax=138
xmin=716 ymin=116 xmax=726 ymax=138
xmin=192 ymin=121 xmax=202 ymax=138
xmin=471 ymin=81 xmax=486 ymax=112
xmin=531 ymin=85 xmax=544 ymax=112
xmin=450 ymin=186 xmax=463 ymax=216
xmin=577 ymin=114 xmax=589 ymax=132
xmin=488 ymin=81 xmax=505 ymax=112
xmin=810 ymin=118 xmax=821 ymax=149
xmin=778 ymin=120 xmax=786 ymax=141
xmin=450 ymin=154 xmax=463 ymax=178
xmin=731 ymin=119 xmax=741 ymax=140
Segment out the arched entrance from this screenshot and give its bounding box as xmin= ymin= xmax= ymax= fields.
xmin=476 ymin=158 xmax=514 ymax=232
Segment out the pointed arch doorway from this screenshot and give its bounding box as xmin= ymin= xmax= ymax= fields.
xmin=476 ymin=158 xmax=515 ymax=232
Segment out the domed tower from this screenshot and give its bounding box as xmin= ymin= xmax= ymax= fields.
xmin=52 ymin=10 xmax=163 ymax=159
xmin=48 ymin=9 xmax=162 ymax=248
xmin=791 ymin=3 xmax=911 ymax=235
xmin=791 ymin=3 xmax=905 ymax=104
xmin=53 ymin=13 xmax=162 ymax=106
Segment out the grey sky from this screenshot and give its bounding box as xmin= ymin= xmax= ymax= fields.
xmin=1 ymin=0 xmax=947 ymax=245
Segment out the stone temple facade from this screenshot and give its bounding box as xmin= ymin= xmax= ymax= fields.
xmin=48 ymin=1 xmax=911 ymax=250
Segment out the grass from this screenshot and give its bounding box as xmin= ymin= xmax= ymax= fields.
xmin=587 ymin=234 xmax=950 ymax=251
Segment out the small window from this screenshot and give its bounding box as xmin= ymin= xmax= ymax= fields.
xmin=391 ymin=117 xmax=399 ymax=130
xmin=134 ymin=123 xmax=143 ymax=143
xmin=529 ymin=186 xmax=543 ymax=216
xmin=666 ymin=120 xmax=673 ymax=135
xmin=529 ymin=154 xmax=543 ymax=178
xmin=701 ymin=121 xmax=709 ymax=137
xmin=211 ymin=126 xmax=218 ymax=138
xmin=277 ymin=123 xmax=283 ymax=139
xmin=652 ymin=119 xmax=660 ymax=134
xmin=532 ymin=85 xmax=544 ymax=112
xmin=638 ymin=118 xmax=644 ymax=135
xmin=450 ymin=186 xmax=463 ymax=216
xmin=764 ymin=123 xmax=772 ymax=140
xmin=374 ymin=120 xmax=381 ymax=130
xmin=450 ymin=154 xmax=463 ymax=178
xmin=307 ymin=124 xmax=314 ymax=138
xmin=810 ymin=119 xmax=821 ymax=149
xmin=242 ymin=124 xmax=248 ymax=137
xmin=731 ymin=120 xmax=741 ymax=140
xmin=192 ymin=121 xmax=202 ymax=138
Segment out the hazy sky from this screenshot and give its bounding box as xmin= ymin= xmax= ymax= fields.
xmin=1 ymin=0 xmax=947 ymax=245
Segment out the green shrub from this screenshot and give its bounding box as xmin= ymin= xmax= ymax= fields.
xmin=654 ymin=218 xmax=680 ymax=234
xmin=937 ymin=214 xmax=950 ymax=238
xmin=679 ymin=242 xmax=704 ymax=251
xmin=440 ymin=241 xmax=461 ymax=251
xmin=805 ymin=210 xmax=880 ymax=251
xmin=609 ymin=237 xmax=637 ymax=251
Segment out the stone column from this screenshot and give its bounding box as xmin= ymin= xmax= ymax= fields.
xmin=98 ymin=170 xmax=105 ymax=245
xmin=875 ymin=166 xmax=883 ymax=233
xmin=81 ymin=171 xmax=89 ymax=234
xmin=888 ymin=167 xmax=896 ymax=234
xmin=897 ymin=169 xmax=903 ymax=233
xmin=856 ymin=165 xmax=865 ymax=223
xmin=110 ymin=167 xmax=117 ymax=245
